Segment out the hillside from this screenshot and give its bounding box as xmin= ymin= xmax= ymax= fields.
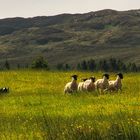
xmin=0 ymin=9 xmax=140 ymax=68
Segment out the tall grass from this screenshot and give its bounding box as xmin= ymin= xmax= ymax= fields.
xmin=0 ymin=70 xmax=139 ymax=140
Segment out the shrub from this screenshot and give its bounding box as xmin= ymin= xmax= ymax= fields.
xmin=31 ymin=56 xmax=48 ymax=69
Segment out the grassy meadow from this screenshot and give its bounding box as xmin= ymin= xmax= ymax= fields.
xmin=0 ymin=70 xmax=140 ymax=140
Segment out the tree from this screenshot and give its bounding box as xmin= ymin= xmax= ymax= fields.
xmin=17 ymin=64 xmax=20 ymax=69
xmin=5 ymin=60 xmax=10 ymax=70
xmin=80 ymin=60 xmax=88 ymax=70
xmin=31 ymin=56 xmax=48 ymax=69
xmin=117 ymin=60 xmax=126 ymax=72
xmin=102 ymin=60 xmax=109 ymax=71
xmin=131 ymin=63 xmax=137 ymax=72
xmin=56 ymin=63 xmax=71 ymax=71
xmin=25 ymin=64 xmax=29 ymax=69
xmin=56 ymin=63 xmax=64 ymax=70
xmin=109 ymin=58 xmax=118 ymax=72
xmin=77 ymin=63 xmax=81 ymax=70
xmin=65 ymin=63 xmax=71 ymax=70
xmin=76 ymin=58 xmax=139 ymax=72
xmin=87 ymin=59 xmax=96 ymax=71
xmin=98 ymin=60 xmax=108 ymax=71
xmin=127 ymin=62 xmax=137 ymax=72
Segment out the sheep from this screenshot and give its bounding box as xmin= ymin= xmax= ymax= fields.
xmin=64 ymin=75 xmax=78 ymax=94
xmin=95 ymin=74 xmax=109 ymax=93
xmin=82 ymin=76 xmax=96 ymax=92
xmin=78 ymin=78 xmax=88 ymax=92
xmin=108 ymin=73 xmax=123 ymax=92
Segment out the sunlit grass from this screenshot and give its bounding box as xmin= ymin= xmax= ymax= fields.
xmin=0 ymin=70 xmax=139 ymax=139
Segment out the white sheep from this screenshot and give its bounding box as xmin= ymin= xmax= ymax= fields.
xmin=95 ymin=74 xmax=109 ymax=93
xmin=108 ymin=73 xmax=123 ymax=92
xmin=82 ymin=76 xmax=96 ymax=92
xmin=78 ymin=78 xmax=88 ymax=92
xmin=64 ymin=75 xmax=78 ymax=94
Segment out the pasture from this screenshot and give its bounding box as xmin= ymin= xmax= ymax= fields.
xmin=0 ymin=70 xmax=140 ymax=140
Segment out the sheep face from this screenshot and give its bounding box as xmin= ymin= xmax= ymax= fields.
xmin=117 ymin=73 xmax=123 ymax=79
xmin=90 ymin=77 xmax=96 ymax=82
xmin=71 ymin=75 xmax=78 ymax=80
xmin=102 ymin=74 xmax=109 ymax=79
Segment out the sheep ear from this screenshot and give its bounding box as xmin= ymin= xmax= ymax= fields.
xmin=103 ymin=73 xmax=108 ymax=76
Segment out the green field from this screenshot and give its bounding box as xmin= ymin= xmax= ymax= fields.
xmin=0 ymin=70 xmax=140 ymax=140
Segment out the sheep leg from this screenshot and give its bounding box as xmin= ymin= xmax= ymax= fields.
xmin=103 ymin=88 xmax=109 ymax=94
xmin=119 ymin=88 xmax=122 ymax=93
xmin=96 ymin=87 xmax=100 ymax=94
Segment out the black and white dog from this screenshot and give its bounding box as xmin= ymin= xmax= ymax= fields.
xmin=0 ymin=87 xmax=9 ymax=93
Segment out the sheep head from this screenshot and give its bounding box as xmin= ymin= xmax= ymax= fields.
xmin=117 ymin=73 xmax=123 ymax=79
xmin=89 ymin=76 xmax=96 ymax=82
xmin=71 ymin=75 xmax=78 ymax=80
xmin=81 ymin=78 xmax=88 ymax=82
xmin=102 ymin=74 xmax=109 ymax=79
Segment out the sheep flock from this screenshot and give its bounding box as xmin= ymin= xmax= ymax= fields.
xmin=64 ymin=73 xmax=123 ymax=94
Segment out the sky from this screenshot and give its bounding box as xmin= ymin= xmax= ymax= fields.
xmin=0 ymin=0 xmax=140 ymax=19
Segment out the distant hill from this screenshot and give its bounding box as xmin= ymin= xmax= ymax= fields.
xmin=0 ymin=9 xmax=140 ymax=68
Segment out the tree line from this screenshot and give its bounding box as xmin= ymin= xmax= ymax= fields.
xmin=0 ymin=57 xmax=139 ymax=72
xmin=76 ymin=58 xmax=139 ymax=72
xmin=53 ymin=58 xmax=140 ymax=72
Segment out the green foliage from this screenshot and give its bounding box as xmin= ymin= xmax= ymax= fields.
xmin=17 ymin=64 xmax=20 ymax=69
xmin=56 ymin=63 xmax=71 ymax=71
xmin=77 ymin=58 xmax=139 ymax=72
xmin=56 ymin=63 xmax=64 ymax=70
xmin=4 ymin=60 xmax=10 ymax=70
xmin=127 ymin=62 xmax=138 ymax=72
xmin=87 ymin=59 xmax=96 ymax=71
xmin=80 ymin=60 xmax=88 ymax=70
xmin=65 ymin=63 xmax=71 ymax=70
xmin=97 ymin=59 xmax=109 ymax=71
xmin=31 ymin=56 xmax=48 ymax=69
